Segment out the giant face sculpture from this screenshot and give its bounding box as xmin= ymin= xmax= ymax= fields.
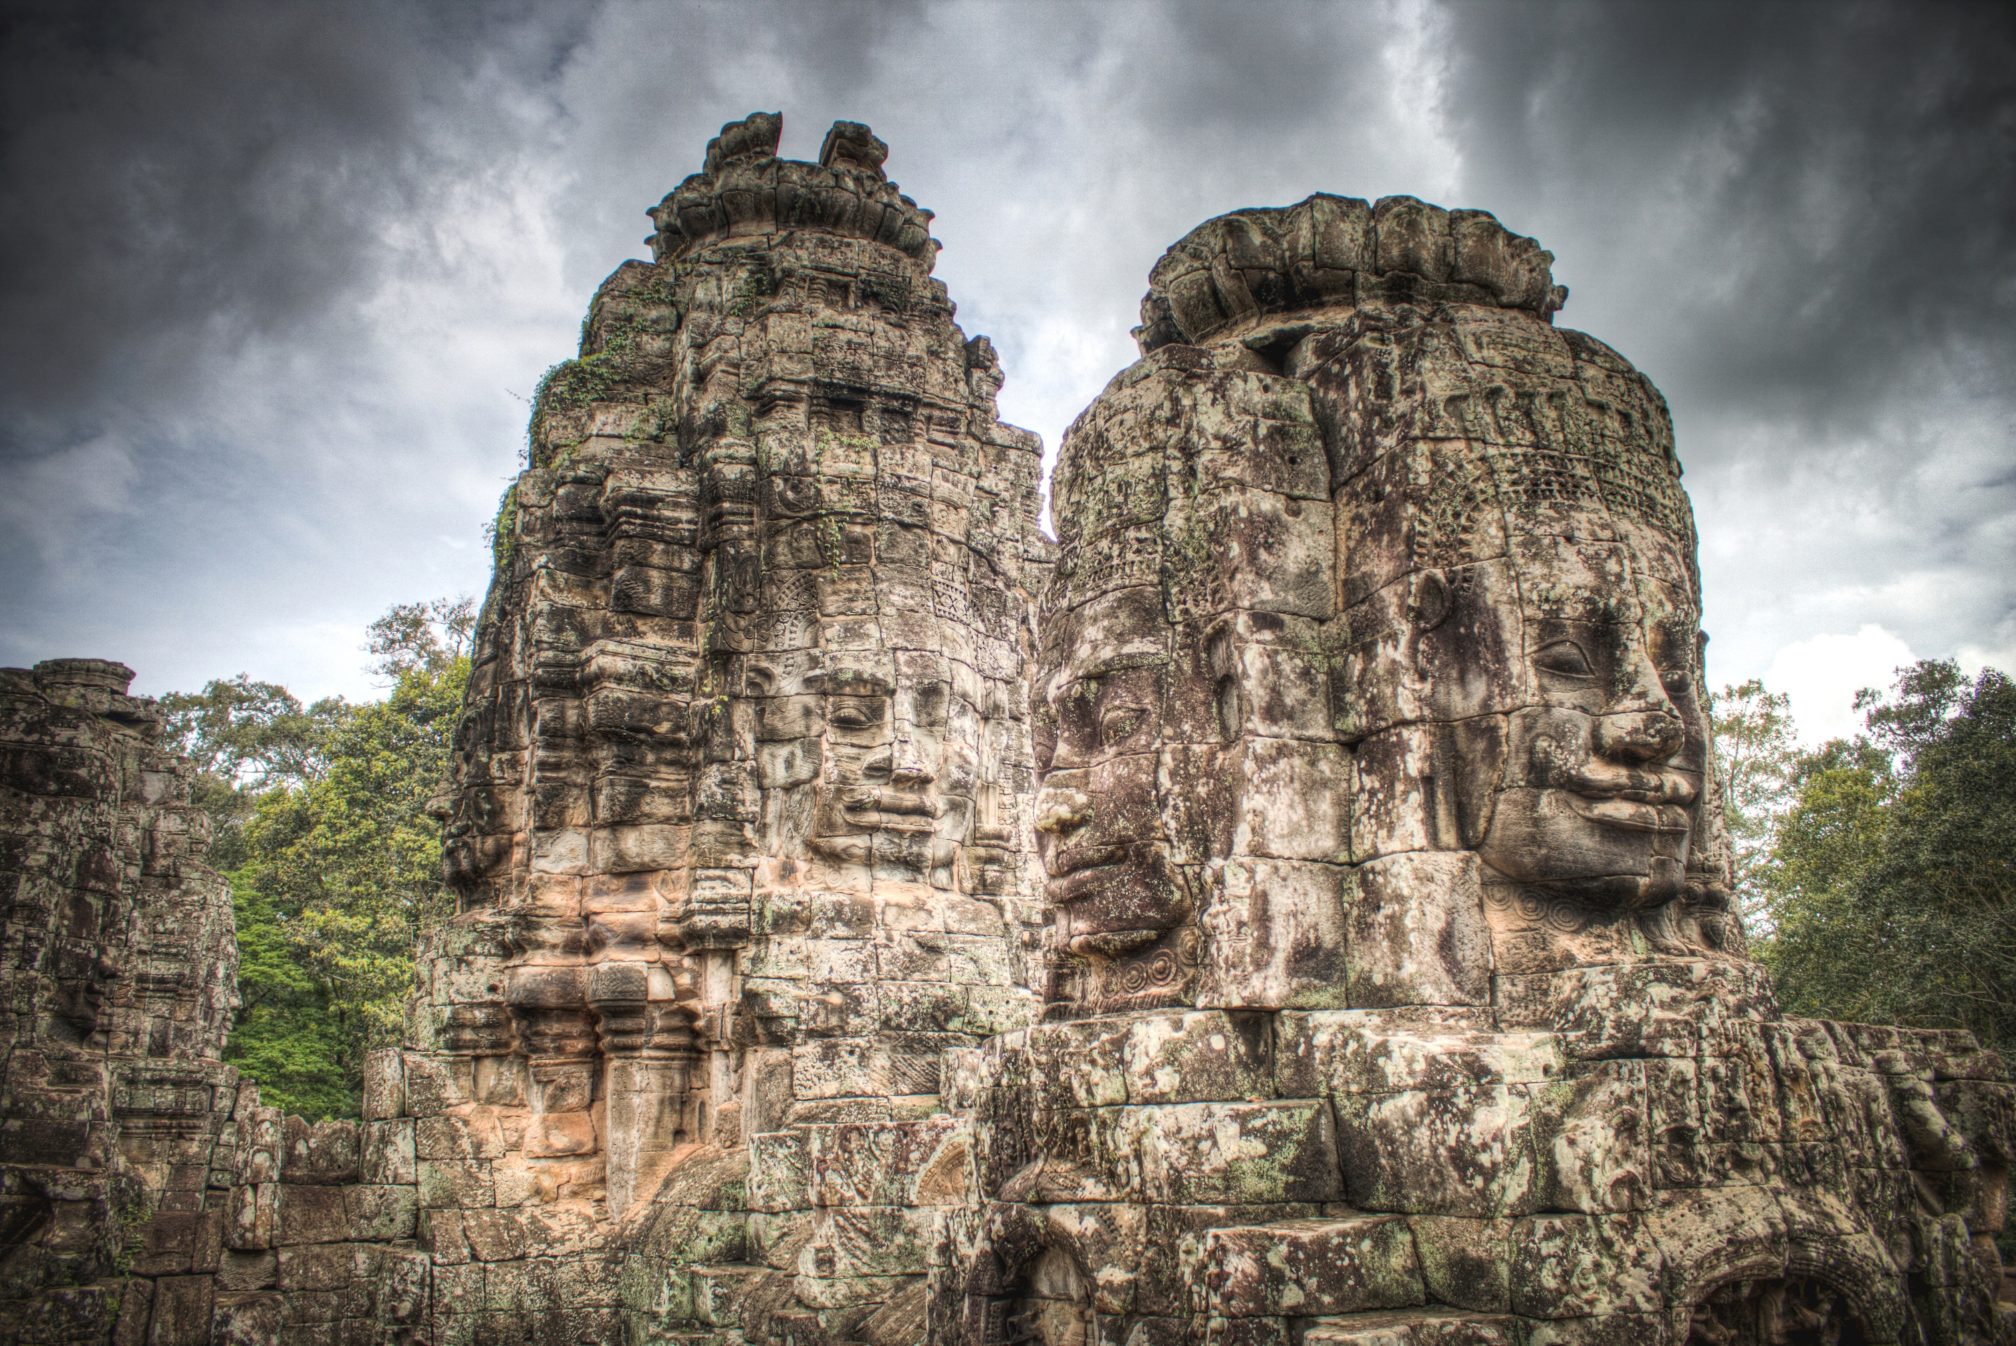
xmin=1032 ymin=585 xmax=1181 ymax=960
xmin=1473 ymin=538 xmax=1708 ymax=908
xmin=1029 ymin=346 xmax=1338 ymax=1015
xmin=417 ymin=116 xmax=1047 ymax=1237
xmin=1322 ymin=303 xmax=1734 ymax=973
xmin=802 ymin=653 xmax=980 ymax=887
xmin=49 ymin=890 xmax=121 ymax=1044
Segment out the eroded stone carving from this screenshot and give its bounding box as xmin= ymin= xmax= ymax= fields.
xmin=933 ymin=195 xmax=2015 ymax=1346
xmin=406 ymin=111 xmax=1049 ymax=1342
xmin=0 ymin=664 xmax=238 ymax=1342
xmin=5 ymin=143 xmax=2013 ymax=1346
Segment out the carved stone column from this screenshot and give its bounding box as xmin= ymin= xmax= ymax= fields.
xmin=588 ymin=961 xmax=698 ymax=1213
xmin=506 ymin=966 xmax=598 ymax=1159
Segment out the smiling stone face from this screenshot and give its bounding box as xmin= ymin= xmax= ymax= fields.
xmin=801 ymin=654 xmax=980 ymax=887
xmin=1033 ymin=585 xmax=1180 ymax=960
xmin=1472 ymin=537 xmax=1708 ymax=908
xmin=1031 ymin=345 xmax=1341 ymax=1015
xmin=1315 ymin=300 xmax=1738 ymax=977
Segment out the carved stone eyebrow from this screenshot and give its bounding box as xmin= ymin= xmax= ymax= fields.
xmin=807 ymin=670 xmax=894 ymax=697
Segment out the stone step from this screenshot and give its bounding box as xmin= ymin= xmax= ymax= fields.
xmin=1303 ymin=1309 xmax=1521 ymax=1345
xmin=1191 ymin=1215 xmax=1425 ymax=1318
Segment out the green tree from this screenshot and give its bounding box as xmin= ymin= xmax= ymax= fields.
xmin=234 ymin=660 xmax=465 ymax=1085
xmin=1759 ymin=661 xmax=2016 ymax=1052
xmin=163 ymin=598 xmax=471 ymax=1116
xmin=156 ymin=676 xmax=342 ymax=869
xmin=366 ymin=595 xmax=475 ymax=681
xmin=1709 ymin=678 xmax=1801 ymax=930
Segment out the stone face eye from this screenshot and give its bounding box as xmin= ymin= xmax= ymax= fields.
xmin=1099 ymin=707 xmax=1144 ymax=746
xmin=827 ymin=699 xmax=883 ymax=730
xmin=1535 ymin=640 xmax=1595 ymax=678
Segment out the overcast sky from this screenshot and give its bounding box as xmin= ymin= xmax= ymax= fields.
xmin=3 ymin=0 xmax=2010 ymax=743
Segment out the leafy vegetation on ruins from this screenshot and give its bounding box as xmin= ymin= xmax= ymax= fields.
xmin=161 ymin=598 xmax=472 ymax=1117
xmin=1715 ymin=660 xmax=2016 ymax=1053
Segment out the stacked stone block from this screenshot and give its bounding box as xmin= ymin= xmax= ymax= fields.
xmin=405 ymin=112 xmax=1049 ymax=1343
xmin=930 ymin=197 xmax=2016 ymax=1346
xmin=0 ymin=660 xmax=240 ymax=1344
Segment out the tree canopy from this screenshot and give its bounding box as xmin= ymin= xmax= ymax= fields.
xmin=170 ymin=600 xmax=470 ymax=1117
xmin=1747 ymin=660 xmax=2016 ymax=1054
xmin=1708 ymin=677 xmax=1801 ymax=931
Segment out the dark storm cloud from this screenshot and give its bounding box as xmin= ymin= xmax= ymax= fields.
xmin=1389 ymin=0 xmax=2016 ymax=730
xmin=1436 ymin=0 xmax=2016 ymax=438
xmin=0 ymin=0 xmax=594 ymax=693
xmin=0 ymin=1 xmax=581 ymax=441
xmin=0 ymin=0 xmax=2007 ymax=735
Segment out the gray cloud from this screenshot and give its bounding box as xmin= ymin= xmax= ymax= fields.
xmin=1438 ymin=0 xmax=2016 ymax=435
xmin=0 ymin=0 xmax=2008 ymax=737
xmin=1425 ymin=0 xmax=2016 ymax=715
xmin=0 ymin=1 xmax=573 ymax=436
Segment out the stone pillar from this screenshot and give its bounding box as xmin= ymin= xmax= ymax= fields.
xmin=589 ymin=960 xmax=698 ymax=1213
xmin=507 ymin=967 xmax=598 ymax=1159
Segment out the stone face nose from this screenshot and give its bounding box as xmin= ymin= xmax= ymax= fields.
xmin=1034 ymin=789 xmax=1092 ymax=836
xmin=1595 ymin=707 xmax=1685 ymax=764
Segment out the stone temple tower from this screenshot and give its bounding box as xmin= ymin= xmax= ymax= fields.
xmin=931 ymin=196 xmax=2016 ymax=1346
xmin=412 ymin=112 xmax=1050 ymax=1341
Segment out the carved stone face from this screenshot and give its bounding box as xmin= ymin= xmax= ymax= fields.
xmin=1467 ymin=538 xmax=1708 ymax=909
xmin=50 ymin=891 xmax=119 ymax=1042
xmin=51 ymin=949 xmax=119 ymax=1041
xmin=804 ymin=654 xmax=978 ymax=885
xmin=1033 ymin=587 xmax=1184 ymax=957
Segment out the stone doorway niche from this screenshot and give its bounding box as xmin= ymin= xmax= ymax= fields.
xmin=1685 ymin=1276 xmax=1872 ymax=1346
xmin=993 ymin=1246 xmax=1096 ymax=1346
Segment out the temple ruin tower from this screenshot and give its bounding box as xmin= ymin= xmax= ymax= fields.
xmin=0 ymin=662 xmax=241 ymax=1342
xmin=931 ymin=197 xmax=2016 ymax=1346
xmin=412 ymin=112 xmax=1049 ymax=1342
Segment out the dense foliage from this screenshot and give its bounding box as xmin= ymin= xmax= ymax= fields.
xmin=165 ymin=599 xmax=471 ymax=1117
xmin=1717 ymin=661 xmax=2016 ymax=1054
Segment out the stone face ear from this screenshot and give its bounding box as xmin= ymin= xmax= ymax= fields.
xmin=1410 ymin=568 xmax=1453 ymax=633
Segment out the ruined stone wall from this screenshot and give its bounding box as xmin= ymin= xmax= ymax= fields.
xmin=0 ymin=659 xmax=242 ymax=1343
xmin=931 ymin=196 xmax=2016 ymax=1346
xmin=0 ymin=661 xmax=430 ymax=1346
